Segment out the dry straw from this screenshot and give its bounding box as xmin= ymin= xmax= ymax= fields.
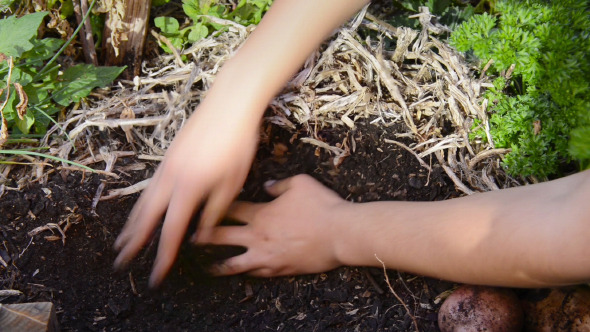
xmin=35 ymin=6 xmax=519 ymax=198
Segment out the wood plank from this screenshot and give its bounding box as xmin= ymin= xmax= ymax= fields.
xmin=0 ymin=302 xmax=59 ymax=332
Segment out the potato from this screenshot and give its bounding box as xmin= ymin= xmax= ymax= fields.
xmin=521 ymin=286 xmax=590 ymax=332
xmin=438 ymin=285 xmax=523 ymax=332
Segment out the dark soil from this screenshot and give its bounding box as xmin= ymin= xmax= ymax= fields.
xmin=1 ymin=120 xmax=461 ymax=331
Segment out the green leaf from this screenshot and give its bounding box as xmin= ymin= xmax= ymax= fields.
xmin=187 ymin=23 xmax=208 ymax=42
xmin=10 ymin=67 xmax=34 ymax=85
xmin=154 ymin=16 xmax=180 ymax=36
xmin=2 ymin=87 xmax=35 ymax=134
xmin=23 ymin=83 xmax=49 ymax=106
xmin=230 ymin=2 xmax=267 ymax=25
xmin=208 ymin=5 xmax=225 ymax=17
xmin=21 ymin=38 xmax=64 ymax=64
xmin=59 ymin=0 xmax=74 ymax=19
xmin=0 ymin=12 xmax=49 ymax=58
xmin=52 ymin=64 xmax=125 ymax=106
xmin=14 ymin=110 xmax=35 ymax=134
xmin=182 ymin=0 xmax=202 ymax=20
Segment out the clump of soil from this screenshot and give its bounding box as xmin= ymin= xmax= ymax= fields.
xmin=1 ymin=120 xmax=459 ymax=331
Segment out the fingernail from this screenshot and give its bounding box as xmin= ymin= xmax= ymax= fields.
xmin=264 ymin=180 xmax=276 ymax=187
xmin=190 ymin=233 xmax=198 ymax=243
xmin=208 ymin=264 xmax=223 ymax=276
xmin=148 ymin=272 xmax=161 ymax=289
xmin=113 ymin=255 xmax=126 ymax=271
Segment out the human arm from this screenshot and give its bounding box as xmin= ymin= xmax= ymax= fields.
xmin=203 ymin=170 xmax=590 ymax=288
xmin=113 ymin=0 xmax=370 ymax=287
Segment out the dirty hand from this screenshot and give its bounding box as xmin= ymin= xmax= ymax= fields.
xmin=196 ymin=174 xmax=351 ymax=277
xmin=114 ymin=106 xmax=259 ymax=287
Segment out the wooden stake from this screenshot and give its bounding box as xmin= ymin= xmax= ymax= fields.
xmin=103 ymin=0 xmax=151 ymax=78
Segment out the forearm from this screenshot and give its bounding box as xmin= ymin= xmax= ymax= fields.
xmin=337 ymin=170 xmax=590 ymax=287
xmin=200 ymin=0 xmax=369 ymax=124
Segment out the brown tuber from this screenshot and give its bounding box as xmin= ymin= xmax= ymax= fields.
xmin=438 ymin=285 xmax=523 ymax=332
xmin=521 ymin=286 xmax=590 ymax=332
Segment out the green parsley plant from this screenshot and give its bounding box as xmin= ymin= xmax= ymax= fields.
xmin=452 ymin=0 xmax=590 ymax=177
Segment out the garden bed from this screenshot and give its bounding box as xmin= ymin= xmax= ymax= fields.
xmin=1 ymin=119 xmax=460 ymax=331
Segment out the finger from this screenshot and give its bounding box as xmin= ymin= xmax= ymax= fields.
xmin=195 ymin=184 xmax=237 ymax=243
xmin=224 ymin=201 xmax=264 ymax=224
xmin=114 ymin=184 xmax=152 ymax=251
xmin=114 ymin=177 xmax=172 ymax=268
xmin=149 ymin=185 xmax=204 ymax=288
xmin=210 ymin=253 xmax=262 ymax=276
xmin=114 ymin=189 xmax=159 ymax=252
xmin=114 ymin=166 xmax=168 ymax=250
xmin=192 ymin=225 xmax=252 ymax=246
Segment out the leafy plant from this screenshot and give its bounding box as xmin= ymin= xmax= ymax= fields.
xmin=452 ymin=0 xmax=590 ymax=177
xmin=154 ymin=0 xmax=273 ymax=53
xmin=0 ymin=10 xmax=124 ymax=142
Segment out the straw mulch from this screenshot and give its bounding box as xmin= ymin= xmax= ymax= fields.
xmin=2 ymin=6 xmax=520 ymax=200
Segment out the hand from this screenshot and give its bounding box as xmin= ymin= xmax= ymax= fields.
xmin=114 ymin=107 xmax=259 ymax=287
xmin=196 ymin=174 xmax=351 ymax=277
xmin=113 ymin=0 xmax=371 ymax=286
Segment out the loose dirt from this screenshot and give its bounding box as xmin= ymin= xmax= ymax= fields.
xmin=1 ymin=120 xmax=460 ymax=331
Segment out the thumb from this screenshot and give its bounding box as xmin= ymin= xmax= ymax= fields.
xmin=265 ymin=174 xmax=317 ymax=197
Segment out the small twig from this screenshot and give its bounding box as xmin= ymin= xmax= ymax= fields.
xmin=19 ymin=238 xmax=33 ymax=258
xmin=79 ymin=151 xmax=135 ymax=166
xmin=441 ymin=163 xmax=474 ymax=195
xmin=151 ymin=30 xmax=184 ymax=67
xmin=100 ymin=178 xmax=150 ymax=200
xmin=468 ymin=148 xmax=511 ymax=170
xmin=27 ymin=214 xmax=82 ymax=245
xmin=58 ymin=166 xmax=118 ymax=178
xmin=375 ymin=254 xmax=419 ymax=332
xmin=129 ymin=272 xmax=138 ymax=296
xmin=0 ymin=254 xmax=7 ymax=268
xmin=0 ymin=289 xmax=23 ymax=297
xmin=384 ymin=138 xmax=432 ymax=172
xmin=91 ymin=181 xmax=106 ymax=215
xmin=364 ymin=12 xmax=401 ymax=37
xmin=397 ymin=271 xmax=420 ymax=301
xmin=479 ymin=59 xmax=494 ymax=79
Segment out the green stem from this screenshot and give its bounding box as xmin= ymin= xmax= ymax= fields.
xmin=0 ymin=150 xmax=95 ymax=172
xmin=4 ymin=138 xmax=40 ymax=144
xmin=33 ymin=105 xmax=74 ymax=145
